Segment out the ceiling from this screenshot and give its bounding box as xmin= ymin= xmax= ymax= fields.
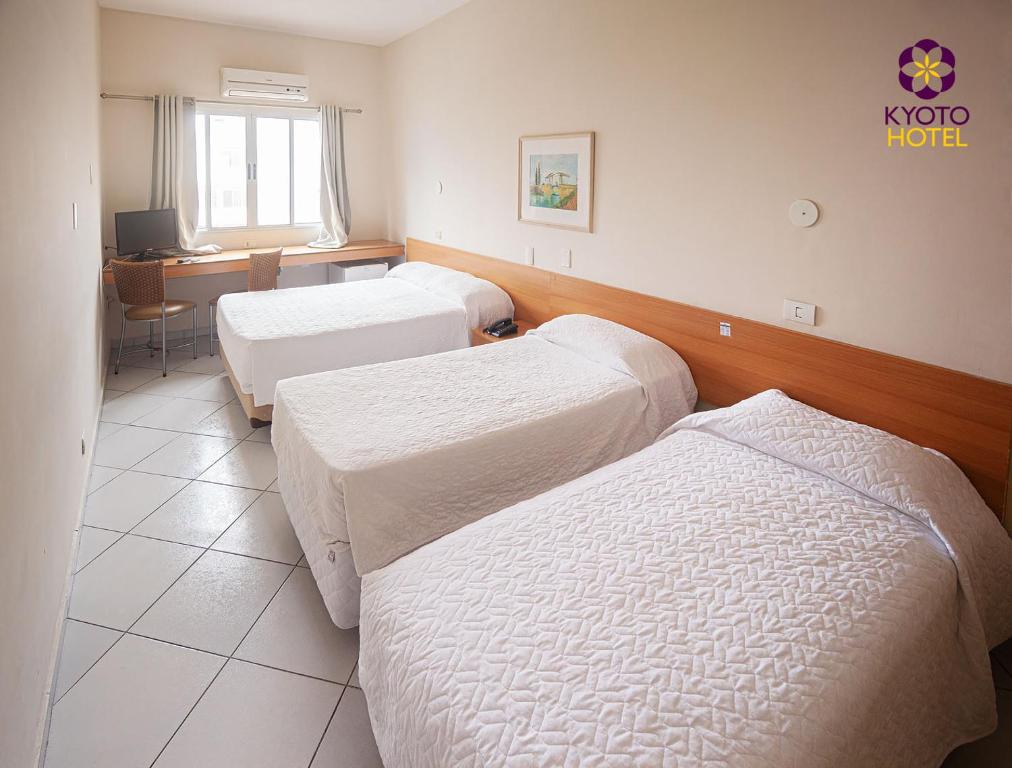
xmin=99 ymin=0 xmax=472 ymax=46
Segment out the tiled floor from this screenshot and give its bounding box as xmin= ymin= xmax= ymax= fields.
xmin=44 ymin=343 xmax=1012 ymax=766
xmin=45 ymin=343 xmax=383 ymax=768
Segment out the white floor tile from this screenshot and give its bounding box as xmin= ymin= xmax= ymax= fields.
xmin=190 ymin=399 xmax=254 ymax=439
xmin=135 ymin=371 xmax=213 ymax=398
xmin=75 ymin=527 xmax=123 ymax=572
xmin=68 ymin=535 xmax=202 ymax=630
xmin=86 ymin=465 xmax=122 ymax=494
xmin=212 ymin=492 xmax=302 ymax=564
xmin=266 ymin=478 xmax=279 ymax=492
xmin=235 ymin=568 xmax=358 ymax=683
xmin=84 ymin=471 xmax=188 ymax=532
xmin=296 ymin=554 xmax=308 ymax=568
xmin=181 ymin=372 xmax=237 ymax=403
xmin=198 ymin=441 xmax=277 ymax=490
xmin=93 ymin=426 xmax=178 ymax=469
xmin=348 ymin=663 xmax=359 ymax=688
xmin=175 ymin=353 xmax=224 ymax=375
xmin=96 ymin=421 xmax=125 ymax=441
xmin=133 ymin=550 xmax=291 ymax=655
xmin=127 ymin=349 xmax=194 ymax=372
xmin=310 ymin=687 xmax=383 ymax=768
xmin=100 ymin=392 xmax=172 ymax=425
xmin=152 ymin=659 xmax=340 ymax=768
xmin=133 ymin=397 xmax=223 ymax=432
xmin=53 ymin=620 xmax=123 ymax=701
xmin=45 ymin=635 xmax=223 ymax=768
xmin=246 ymin=425 xmax=271 ymax=443
xmin=104 ymin=365 xmax=162 ymax=392
xmin=133 ymin=433 xmax=239 ymax=480
xmin=133 ymin=481 xmax=260 ymax=548
xmin=102 ymin=389 xmax=124 ymax=403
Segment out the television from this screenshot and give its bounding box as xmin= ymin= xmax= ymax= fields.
xmin=115 ymin=209 xmax=178 ymax=257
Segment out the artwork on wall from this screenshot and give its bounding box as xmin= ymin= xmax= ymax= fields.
xmin=518 ymin=132 xmax=595 ymax=232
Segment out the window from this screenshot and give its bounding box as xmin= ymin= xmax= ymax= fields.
xmin=196 ymin=104 xmax=321 ymax=230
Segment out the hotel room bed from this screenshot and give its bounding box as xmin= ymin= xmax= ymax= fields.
xmin=358 ymin=389 xmax=1012 ymax=768
xmin=271 ymin=314 xmax=697 ymax=628
xmin=214 ymin=260 xmax=514 ymax=419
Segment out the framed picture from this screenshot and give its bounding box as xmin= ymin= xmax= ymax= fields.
xmin=518 ymin=132 xmax=595 ymax=232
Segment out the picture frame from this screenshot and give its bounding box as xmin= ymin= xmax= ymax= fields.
xmin=518 ymin=131 xmax=595 ymax=232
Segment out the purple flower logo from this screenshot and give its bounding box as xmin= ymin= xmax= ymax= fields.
xmin=899 ymin=39 xmax=955 ymax=100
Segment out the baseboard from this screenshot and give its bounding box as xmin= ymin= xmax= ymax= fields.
xmin=34 ymin=366 xmax=106 ymax=766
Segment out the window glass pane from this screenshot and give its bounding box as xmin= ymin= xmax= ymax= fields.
xmin=293 ymin=119 xmax=321 ymax=224
xmin=256 ymin=117 xmax=291 ymax=226
xmin=195 ymin=114 xmax=207 ymax=229
xmin=209 ymin=114 xmax=246 ymax=228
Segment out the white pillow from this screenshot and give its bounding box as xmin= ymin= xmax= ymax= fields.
xmin=387 ymin=262 xmax=514 ymax=329
xmin=530 ymin=314 xmax=697 ymax=433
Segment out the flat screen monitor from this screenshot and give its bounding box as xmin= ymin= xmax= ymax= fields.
xmin=115 ymin=209 xmax=178 ymax=256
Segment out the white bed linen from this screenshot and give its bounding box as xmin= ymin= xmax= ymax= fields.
xmin=272 ymin=318 xmax=696 ymax=627
xmin=359 ymin=390 xmax=1012 ymax=768
xmin=216 ymin=262 xmax=513 ymax=407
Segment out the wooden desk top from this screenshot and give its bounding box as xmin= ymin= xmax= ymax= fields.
xmin=470 ymin=319 xmax=536 ymax=346
xmin=102 ymin=239 xmax=404 ymax=284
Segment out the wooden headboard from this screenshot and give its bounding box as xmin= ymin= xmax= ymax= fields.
xmin=408 ymin=238 xmax=1012 ymax=523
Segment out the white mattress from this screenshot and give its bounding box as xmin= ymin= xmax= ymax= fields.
xmin=359 ymin=390 xmax=1012 ymax=768
xmin=272 ymin=315 xmax=697 ymax=628
xmin=216 ymin=279 xmax=468 ymax=407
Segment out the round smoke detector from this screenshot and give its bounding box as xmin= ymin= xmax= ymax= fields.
xmin=788 ymin=199 xmax=819 ymax=228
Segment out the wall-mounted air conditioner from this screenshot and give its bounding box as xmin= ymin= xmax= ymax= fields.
xmin=220 ymin=68 xmax=309 ymax=102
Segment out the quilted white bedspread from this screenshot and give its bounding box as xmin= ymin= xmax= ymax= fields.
xmin=216 ymin=278 xmax=469 ymax=406
xmin=359 ymin=390 xmax=1012 ymax=768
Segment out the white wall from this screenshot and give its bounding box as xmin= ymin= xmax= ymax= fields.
xmin=100 ymin=9 xmax=388 ymax=339
xmin=383 ymin=0 xmax=1012 ymax=383
xmin=0 ymin=0 xmax=103 ymax=764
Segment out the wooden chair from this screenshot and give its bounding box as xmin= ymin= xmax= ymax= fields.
xmin=110 ymin=259 xmax=197 ymax=377
xmin=209 ymin=248 xmax=283 ymax=356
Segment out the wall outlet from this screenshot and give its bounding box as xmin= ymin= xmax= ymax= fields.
xmin=719 ymin=321 xmax=731 ymax=337
xmin=783 ymin=299 xmax=816 ymax=326
xmin=561 ymin=248 xmax=572 ymax=269
xmin=524 ymin=246 xmax=534 ymax=265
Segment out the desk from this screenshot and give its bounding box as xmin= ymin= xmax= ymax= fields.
xmin=102 ymin=240 xmax=404 ymax=284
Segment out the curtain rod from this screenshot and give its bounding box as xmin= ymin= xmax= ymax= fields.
xmin=99 ymin=92 xmax=362 ymax=114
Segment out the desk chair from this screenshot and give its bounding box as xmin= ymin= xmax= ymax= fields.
xmin=110 ymin=259 xmax=198 ymax=377
xmin=209 ymin=248 xmax=283 ymax=356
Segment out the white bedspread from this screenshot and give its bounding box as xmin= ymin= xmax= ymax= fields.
xmin=216 ymin=260 xmax=515 ymax=407
xmin=359 ymin=390 xmax=1012 ymax=768
xmin=272 ymin=317 xmax=696 ymax=625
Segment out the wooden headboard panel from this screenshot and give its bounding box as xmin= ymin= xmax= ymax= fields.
xmin=408 ymin=238 xmax=1012 ymax=521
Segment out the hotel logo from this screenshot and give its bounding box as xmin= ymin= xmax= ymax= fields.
xmin=887 ymin=38 xmax=968 ymax=149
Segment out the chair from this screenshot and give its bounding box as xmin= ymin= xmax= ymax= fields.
xmin=209 ymin=248 xmax=283 ymax=356
xmin=110 ymin=259 xmax=198 ymax=377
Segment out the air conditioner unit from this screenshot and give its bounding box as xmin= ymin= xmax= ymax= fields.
xmin=220 ymin=68 xmax=309 ymax=102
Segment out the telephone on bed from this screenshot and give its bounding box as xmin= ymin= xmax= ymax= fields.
xmin=483 ymin=318 xmax=518 ymax=337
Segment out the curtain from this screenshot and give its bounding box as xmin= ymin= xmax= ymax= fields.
xmin=309 ymin=105 xmax=351 ymax=248
xmin=150 ymin=94 xmax=219 ymax=253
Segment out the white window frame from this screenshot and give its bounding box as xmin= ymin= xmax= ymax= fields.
xmin=196 ymin=102 xmax=321 ymax=233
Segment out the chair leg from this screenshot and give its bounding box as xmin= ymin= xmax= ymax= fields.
xmin=209 ymin=303 xmax=216 ymax=356
xmin=161 ymin=305 xmax=168 ymax=377
xmin=192 ymin=306 xmax=198 ymax=359
xmin=114 ymin=312 xmax=126 ymax=375
xmin=149 ymin=321 xmax=155 ymax=357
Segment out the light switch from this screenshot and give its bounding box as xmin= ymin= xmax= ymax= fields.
xmin=435 ymin=230 xmax=443 ymax=240
xmin=719 ymin=321 xmax=731 ymax=337
xmin=783 ymin=299 xmax=816 ymax=326
xmin=561 ymin=248 xmax=572 ymax=268
xmin=72 ymin=202 xmax=78 ymax=230
xmin=524 ymin=246 xmax=534 ymax=265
